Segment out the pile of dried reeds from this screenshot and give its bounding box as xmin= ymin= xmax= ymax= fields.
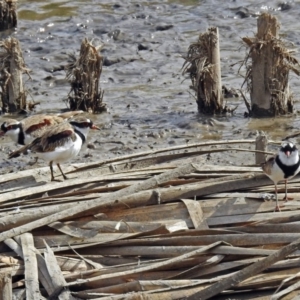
xmin=1 ymin=140 xmax=300 ymax=299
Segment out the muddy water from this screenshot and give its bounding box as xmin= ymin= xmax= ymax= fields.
xmin=1 ymin=0 xmax=300 ymax=174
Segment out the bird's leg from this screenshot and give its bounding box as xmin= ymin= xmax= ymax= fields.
xmin=49 ymin=161 xmax=65 ymax=182
xmin=49 ymin=161 xmax=55 ymax=181
xmin=57 ymin=163 xmax=68 ymax=180
xmin=283 ymin=180 xmax=294 ymax=201
xmin=274 ymin=184 xmax=281 ymax=212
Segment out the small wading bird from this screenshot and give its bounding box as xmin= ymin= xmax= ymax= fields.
xmin=0 ymin=111 xmax=83 ymax=145
xmin=261 ymin=141 xmax=300 ymax=212
xmin=8 ymin=117 xmax=100 ymax=181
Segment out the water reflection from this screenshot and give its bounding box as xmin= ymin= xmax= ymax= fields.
xmin=18 ymin=1 xmax=77 ymax=20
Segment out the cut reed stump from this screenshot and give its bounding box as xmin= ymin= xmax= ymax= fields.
xmin=183 ymin=27 xmax=227 ymax=115
xmin=0 ymin=37 xmax=30 ymax=113
xmin=0 ymin=0 xmax=17 ymax=31
xmin=66 ymin=38 xmax=106 ymax=113
xmin=242 ymin=13 xmax=299 ymax=117
xmin=255 ymin=132 xmax=268 ymax=165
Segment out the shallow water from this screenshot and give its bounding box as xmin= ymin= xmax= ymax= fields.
xmin=1 ymin=0 xmax=300 ymax=173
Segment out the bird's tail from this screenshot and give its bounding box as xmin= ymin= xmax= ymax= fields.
xmin=8 ymin=144 xmax=32 ymax=159
xmin=9 ymin=136 xmax=42 ymax=159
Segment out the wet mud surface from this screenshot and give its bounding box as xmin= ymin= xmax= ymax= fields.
xmin=1 ymin=0 xmax=300 ymax=175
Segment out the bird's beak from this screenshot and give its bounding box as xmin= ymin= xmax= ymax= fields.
xmin=285 ymin=151 xmax=291 ymax=157
xmin=0 ymin=131 xmax=5 ymax=137
xmin=91 ymin=125 xmax=101 ymax=131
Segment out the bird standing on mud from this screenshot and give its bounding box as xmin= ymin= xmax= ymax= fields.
xmin=261 ymin=141 xmax=300 ymax=212
xmin=0 ymin=111 xmax=83 ymax=145
xmin=8 ymin=117 xmax=100 ymax=181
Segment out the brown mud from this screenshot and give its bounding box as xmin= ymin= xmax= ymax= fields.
xmin=1 ymin=0 xmax=300 ymax=174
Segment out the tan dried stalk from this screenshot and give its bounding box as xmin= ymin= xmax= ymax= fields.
xmin=66 ymin=38 xmax=106 ymax=113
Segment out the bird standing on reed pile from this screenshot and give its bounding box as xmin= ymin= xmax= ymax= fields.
xmin=261 ymin=141 xmax=300 ymax=212
xmin=0 ymin=110 xmax=83 ymax=145
xmin=8 ymin=117 xmax=100 ymax=181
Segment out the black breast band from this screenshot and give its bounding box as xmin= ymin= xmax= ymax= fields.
xmin=74 ymin=129 xmax=86 ymax=144
xmin=275 ymin=156 xmax=300 ymax=179
xmin=17 ymin=124 xmax=25 ymax=145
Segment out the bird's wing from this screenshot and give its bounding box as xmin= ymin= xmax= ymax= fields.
xmin=39 ymin=123 xmax=76 ymax=152
xmin=24 ymin=115 xmax=65 ymax=138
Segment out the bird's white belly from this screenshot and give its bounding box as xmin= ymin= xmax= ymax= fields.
xmin=7 ymin=129 xmax=20 ymax=143
xmin=24 ymin=134 xmax=35 ymax=145
xmin=267 ymin=162 xmax=288 ymax=184
xmin=37 ymin=138 xmax=82 ymax=164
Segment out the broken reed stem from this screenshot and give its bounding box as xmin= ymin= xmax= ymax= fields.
xmin=0 ymin=273 xmax=12 ymax=300
xmin=0 ymin=162 xmax=199 ymax=243
xmin=0 ymin=170 xmax=267 ymax=233
xmin=186 ymin=238 xmax=300 ymax=300
xmin=0 ymin=146 xmax=268 ymax=205
xmin=65 ymin=242 xmax=223 ymax=287
xmin=0 ymin=171 xmax=266 ymax=231
xmin=272 ymin=277 xmax=300 ymax=300
xmin=69 ymin=139 xmax=261 ymax=172
xmin=19 ymin=233 xmax=40 ymax=300
xmin=11 ymin=236 xmax=64 ymax=296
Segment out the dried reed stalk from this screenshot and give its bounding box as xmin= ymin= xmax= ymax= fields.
xmin=0 ymin=37 xmax=30 ymax=112
xmin=0 ymin=0 xmax=17 ymax=30
xmin=1 ymin=140 xmax=300 ymax=298
xmin=183 ymin=27 xmax=224 ymax=114
xmin=66 ymin=38 xmax=106 ymax=113
xmin=241 ymin=13 xmax=299 ymax=116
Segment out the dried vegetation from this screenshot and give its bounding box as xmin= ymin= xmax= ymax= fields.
xmin=66 ymin=38 xmax=106 ymax=114
xmin=0 ymin=0 xmax=17 ymax=30
xmin=0 ymin=37 xmax=30 ymax=113
xmin=182 ymin=27 xmax=228 ymax=115
xmin=2 ymin=140 xmax=300 ymax=298
xmin=241 ymin=13 xmax=300 ymax=116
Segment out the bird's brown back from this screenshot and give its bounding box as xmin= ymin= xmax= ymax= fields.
xmin=23 ymin=115 xmax=66 ymax=138
xmin=8 ymin=122 xmax=77 ymax=158
xmin=261 ymin=156 xmax=275 ymax=176
xmin=37 ymin=122 xmax=76 ymax=152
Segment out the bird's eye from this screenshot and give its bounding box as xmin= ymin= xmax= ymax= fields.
xmin=7 ymin=125 xmax=12 ymax=130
